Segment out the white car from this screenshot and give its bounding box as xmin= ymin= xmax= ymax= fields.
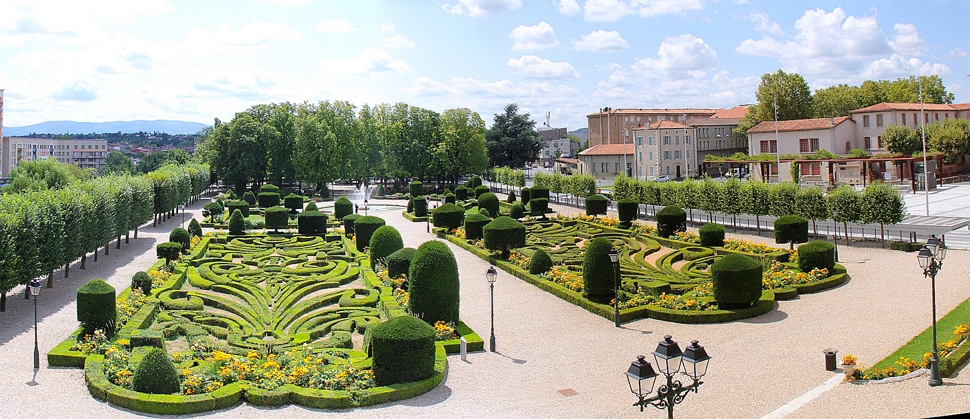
xmin=655 ymin=175 xmax=671 ymax=183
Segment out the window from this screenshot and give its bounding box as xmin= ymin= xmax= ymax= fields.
xmin=649 ymin=166 xmax=654 ymax=175
xmin=760 ymin=140 xmax=777 ymax=153
xmin=811 ymin=138 xmax=819 ymax=151
xmin=637 ymin=136 xmax=643 ymax=146
xmin=914 ymin=113 xmax=918 ymax=125
xmin=686 ymin=149 xmax=690 ymax=159
xmin=925 ymin=113 xmax=929 ymax=123
xmin=877 ymin=136 xmax=882 ymax=149
xmin=663 ymin=136 xmax=670 ymax=145
xmin=614 ymin=163 xmax=619 ymax=173
xmin=800 ymin=162 xmax=821 ymax=175
xmin=902 ymin=114 xmax=906 ymax=125
xmin=864 ymin=137 xmax=871 ymax=149
xmin=845 ymin=141 xmax=851 ymax=153
xmin=638 ymin=167 xmax=643 ymax=176
xmin=664 ymin=151 xmax=671 ymax=160
xmin=601 ymin=162 xmax=607 ymax=173
xmin=638 ymin=151 xmax=643 ymax=161
xmin=592 ymin=163 xmax=596 ymax=173
xmin=649 ymin=151 xmax=653 ymax=161
xmin=685 ymin=135 xmax=690 ymax=144
xmin=674 ymin=150 xmax=681 ymax=159
xmin=935 ymin=113 xmax=939 ymax=121
xmin=863 ymin=115 xmax=870 ymax=127
xmin=648 ymin=136 xmax=654 ymax=146
xmin=799 ymin=139 xmax=809 ymax=153
xmin=666 ymin=166 xmax=670 ymax=175
xmin=675 ymin=135 xmax=680 ymax=145
xmin=876 ymin=114 xmax=883 ymax=126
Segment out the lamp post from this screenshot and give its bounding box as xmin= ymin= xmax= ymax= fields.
xmin=30 ymin=279 xmax=41 ymax=370
xmin=364 ymin=199 xmax=368 ymax=216
xmin=609 ymin=247 xmax=620 ymax=327
xmin=181 ymin=203 xmax=186 ymax=229
xmin=831 ymin=208 xmax=839 ymax=262
xmin=486 ymin=266 xmax=497 ymax=352
xmin=625 ymin=335 xmax=711 ymax=418
xmin=918 ymin=235 xmax=947 ymax=386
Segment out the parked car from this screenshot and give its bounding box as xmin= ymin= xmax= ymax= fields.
xmin=655 ymin=175 xmax=671 ymax=183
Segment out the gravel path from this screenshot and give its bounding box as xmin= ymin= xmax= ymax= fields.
xmin=1 ymin=193 xmax=966 ymax=418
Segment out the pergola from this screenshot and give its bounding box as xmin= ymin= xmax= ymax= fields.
xmin=701 ymin=155 xmax=927 ymax=189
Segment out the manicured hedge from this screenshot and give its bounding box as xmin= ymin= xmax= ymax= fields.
xmin=507 ymin=190 xmax=516 ymax=203
xmin=264 ymin=206 xmax=290 ymax=232
xmin=682 ymin=246 xmax=714 ymax=261
xmin=297 ymin=211 xmax=327 ymax=235
xmin=585 ymin=195 xmax=609 ymax=216
xmin=334 ymin=197 xmax=353 ymax=219
xmin=409 ymin=241 xmax=460 ymax=324
xmin=530 ymin=186 xmax=549 ymax=200
xmin=455 ymin=186 xmax=469 ymax=201
xmin=203 ymin=201 xmax=223 ymax=219
xmin=386 ymin=247 xmax=417 ymax=278
xmin=258 ymin=192 xmax=281 ymax=208
xmin=483 ymin=216 xmax=526 ymax=256
xmin=242 ymin=191 xmax=256 ymax=205
xmin=169 ymin=228 xmax=190 ymax=251
xmin=342 ymin=214 xmax=361 ymax=235
xmin=132 ymin=271 xmax=152 ymax=295
xmin=77 ymin=279 xmax=116 ymax=335
xmin=409 ymin=181 xmax=423 ymax=198
xmin=582 ymin=237 xmax=615 ymax=304
xmin=228 ymin=209 xmax=245 ymax=234
xmin=710 ymin=254 xmax=762 ymax=308
xmin=477 ymin=193 xmax=499 ymax=218
xmin=412 ymin=197 xmax=428 ymax=217
xmin=699 ymin=223 xmax=725 ymax=247
xmin=227 ymin=200 xmax=250 ymax=218
xmin=444 ymin=193 xmax=456 ymax=204
xmin=353 ymin=216 xmax=386 ymax=252
xmin=188 ymin=218 xmax=203 ymax=238
xmin=617 ymin=199 xmax=638 ymax=226
xmin=464 ymin=213 xmax=491 ymax=241
xmin=132 ymin=347 xmax=180 ymax=394
xmin=304 ymin=202 xmax=318 ymax=212
xmin=466 ymin=176 xmax=482 ymax=189
xmin=798 ymin=240 xmax=835 ymax=272
xmin=156 ymin=242 xmax=182 ymax=265
xmin=520 ymin=188 xmax=531 ymax=205
xmin=474 ymin=185 xmax=490 ymax=199
xmin=260 ymin=184 xmax=280 ymax=194
xmin=529 ymin=198 xmax=549 ymax=215
xmin=370 ymin=226 xmax=404 ymax=265
xmin=284 ymin=194 xmax=304 ymax=213
xmin=428 ymin=203 xmax=460 ymax=230
xmin=529 ymin=249 xmax=553 ymax=274
xmin=509 ymin=202 xmax=525 ymax=220
xmin=774 ymin=215 xmax=809 ymax=249
xmin=656 ymin=206 xmax=687 ymax=238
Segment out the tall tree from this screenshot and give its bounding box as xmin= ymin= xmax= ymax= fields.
xmin=736 ymin=70 xmax=813 ymax=139
xmin=485 ymin=103 xmax=542 ymax=169
xmin=881 ymin=124 xmax=921 ymax=156
xmin=439 ymin=107 xmax=488 ymax=184
xmin=101 ymin=151 xmax=135 ymax=175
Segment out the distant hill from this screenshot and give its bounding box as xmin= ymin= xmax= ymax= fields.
xmin=569 ymin=127 xmax=588 ymax=145
xmin=3 ymin=120 xmax=210 ymax=136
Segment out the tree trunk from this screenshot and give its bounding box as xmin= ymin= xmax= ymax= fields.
xmin=94 ymin=249 xmax=98 ymax=262
xmin=0 ymin=292 xmax=6 ymax=312
xmin=81 ymin=254 xmax=86 ymax=269
xmin=880 ymin=223 xmax=885 ymax=247
xmin=134 ymin=226 xmax=139 ymax=239
xmin=812 ymin=219 xmax=818 ymax=237
xmin=125 ymin=232 xmax=130 ymax=244
xmin=105 ymin=242 xmax=110 ymax=256
xmin=47 ymin=270 xmax=54 ymax=288
xmin=756 ymin=214 xmax=761 ymax=235
xmin=153 ymin=213 xmax=157 ymax=227
xmin=116 ymin=236 xmax=121 ymax=249
xmin=65 ymin=263 xmax=70 ymax=278
xmin=25 ymin=286 xmax=30 ymax=299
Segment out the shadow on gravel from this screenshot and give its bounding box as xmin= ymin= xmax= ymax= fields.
xmin=740 ymin=303 xmax=788 ymax=324
xmin=494 ymin=351 xmax=527 ymax=365
xmin=618 ymin=325 xmax=653 ymax=335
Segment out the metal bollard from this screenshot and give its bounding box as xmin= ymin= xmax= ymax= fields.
xmin=824 ymin=348 xmax=838 ymax=371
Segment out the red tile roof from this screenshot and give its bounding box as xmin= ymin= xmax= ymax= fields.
xmin=951 ymin=103 xmax=969 ymax=110
xmin=851 ymin=102 xmax=964 ymax=113
xmin=578 ymin=143 xmax=634 ymax=156
xmin=711 ymin=105 xmax=749 ymax=119
xmin=587 ymin=108 xmax=718 ymax=117
xmin=649 ymin=120 xmax=687 ymax=129
xmin=747 ymin=116 xmax=853 ymax=134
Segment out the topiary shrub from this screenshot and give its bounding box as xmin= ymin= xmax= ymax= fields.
xmin=582 ymin=237 xmax=615 ymax=304
xmin=432 ymin=203 xmax=465 ymax=230
xmin=260 ymin=184 xmax=280 ymax=194
xmin=264 ymin=206 xmax=290 ymax=232
xmin=77 ymin=279 xmax=116 ymax=335
xmin=228 ymin=209 xmax=245 ymax=234
xmin=132 ymin=271 xmax=152 ymax=295
xmin=156 ymin=242 xmax=182 ymax=266
xmin=710 ymin=254 xmax=763 ymax=308
xmin=203 ymin=201 xmax=224 ymax=220
xmin=319 ymin=184 xmax=331 ymax=199
xmin=798 ymin=240 xmax=835 ymax=273
xmin=409 ymin=181 xmax=423 ymax=198
xmin=617 ymin=199 xmax=638 ymax=227
xmin=132 ymin=347 xmax=181 ymax=394
xmin=699 ymin=223 xmax=725 ymax=247
xmin=477 ymin=193 xmax=499 ymax=218
xmin=227 ymin=200 xmax=250 ymax=218
xmin=775 ymin=215 xmax=809 ymax=250
xmin=406 ymin=198 xmax=413 ymax=213
xmin=188 ymin=218 xmax=203 ymax=238
xmin=521 ymin=188 xmax=531 ymax=205
xmin=169 ymin=227 xmax=191 ymax=251
xmin=478 ymin=207 xmax=489 ymax=216
xmin=304 ymin=201 xmax=318 ymax=212
xmin=258 ymin=192 xmax=281 ymax=208
xmin=464 ymin=213 xmax=491 ymax=241
xmin=483 ymin=216 xmax=526 ymax=258
xmin=409 ymin=240 xmax=460 ymax=324
xmin=412 ymin=196 xmax=428 ymax=217
xmin=242 ymin=191 xmax=256 ymax=205
xmin=444 ymin=193 xmax=456 ymax=204
xmin=334 ymin=196 xmax=353 ymax=219
xmin=353 ymin=216 xmax=386 ymax=252
xmin=371 ymin=315 xmax=435 ymax=386
xmin=474 ymin=184 xmax=490 ymax=199
xmin=657 ymin=206 xmax=687 ymax=238
xmin=586 ymin=194 xmax=609 ymax=216
xmin=297 ymin=211 xmax=327 ymax=235
xmin=455 ymin=186 xmax=469 ymax=201
xmin=509 ymin=202 xmax=525 ymax=220
xmin=529 ymin=249 xmax=553 ymax=274
xmin=343 ymin=213 xmax=361 ymax=235
xmin=370 ymin=225 xmax=403 ymax=265
xmin=223 ymin=189 xmax=238 ymax=200
xmin=466 ymin=176 xmax=482 ymax=189
xmin=507 ymin=190 xmax=516 ymax=203
xmin=387 ymin=247 xmax=417 ymax=278
xmin=530 ymin=186 xmax=550 ymax=200
xmin=529 ymin=198 xmax=549 ymax=215
xmin=682 ymin=246 xmax=715 ymax=261
xmin=284 ymin=194 xmax=304 ymax=214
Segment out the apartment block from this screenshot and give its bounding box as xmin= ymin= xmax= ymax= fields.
xmin=1 ymin=136 xmax=109 ymax=177
xmin=587 ymin=108 xmax=719 ymax=148
xmin=850 ymin=102 xmax=968 ymax=152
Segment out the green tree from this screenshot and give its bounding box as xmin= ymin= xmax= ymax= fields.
xmin=736 ymin=70 xmax=813 ymax=140
xmin=826 ymin=184 xmax=862 ymax=238
xmin=164 ymin=149 xmax=191 ymax=165
xmin=101 ymin=151 xmax=135 ymax=175
xmin=485 ymin=103 xmax=542 ymax=168
xmin=740 ymin=180 xmax=771 ymax=234
xmin=861 ymin=182 xmax=907 ymax=246
xmin=926 ymin=119 xmax=970 ymax=165
xmin=795 ymin=186 xmax=829 ymax=236
xmin=720 ymin=178 xmax=743 ymax=230
xmin=137 ymin=151 xmax=168 ymax=174
xmin=882 ymin=124 xmax=921 ymax=156
xmin=438 ymin=107 xmax=488 ymax=184
xmin=768 ymin=182 xmax=798 ymax=217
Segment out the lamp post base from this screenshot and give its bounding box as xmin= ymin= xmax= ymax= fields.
xmin=929 ymin=355 xmax=943 ymax=386
xmin=490 ymin=335 xmax=496 ymax=352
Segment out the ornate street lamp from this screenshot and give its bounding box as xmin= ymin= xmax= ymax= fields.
xmin=609 ymin=247 xmax=620 ymax=327
xmin=625 ymin=335 xmax=711 ymax=418
xmin=918 ymin=235 xmax=947 ymax=386
xmin=30 ymin=279 xmax=41 ymax=370
xmin=486 ymin=266 xmax=497 ymax=352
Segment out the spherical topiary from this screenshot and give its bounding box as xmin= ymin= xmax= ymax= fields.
xmin=774 ymin=215 xmax=809 ymax=250
xmin=699 ymin=223 xmax=725 ymax=247
xmin=657 ymin=206 xmax=687 ymax=238
xmin=464 ymin=213 xmax=491 ymax=241
xmin=387 ymin=247 xmax=417 ymax=278
xmin=521 ymin=188 xmax=531 ymax=205
xmin=432 ymin=203 xmax=465 ymax=230
xmin=507 ymin=190 xmax=516 ymax=203
xmin=305 ymin=201 xmax=319 ymax=212
xmin=258 ymin=192 xmax=281 ymax=208
xmin=77 ymin=279 xmax=116 ymax=334
xmin=169 ymin=227 xmax=190 ymax=251
xmin=444 ymin=193 xmax=456 ymax=204
xmin=354 ymin=216 xmax=386 ymax=252
xmin=242 ymin=191 xmax=256 ymax=205
xmin=409 ymin=240 xmax=460 ymax=324
xmin=297 ymin=211 xmax=327 ymax=235
xmin=509 ymin=202 xmax=525 ymax=219
xmin=455 ymin=186 xmax=469 ymax=201
xmin=284 ymin=194 xmax=304 ymax=213
xmin=710 ymin=254 xmax=763 ymax=308
xmin=409 ymin=181 xmax=423 ymax=198
xmin=582 ymin=237 xmax=615 ymax=303
xmin=529 ymin=197 xmax=549 ymax=215
xmin=334 ymin=196 xmax=353 ymax=219
xmin=132 ymin=347 xmax=181 ymax=394
xmin=529 ymin=249 xmax=554 ymax=274
xmin=483 ymin=216 xmax=526 ymax=257
xmin=132 ymin=271 xmax=152 ymax=295
xmin=530 ymin=186 xmax=550 ymax=200
xmin=798 ymin=240 xmax=835 ymax=273
xmin=228 ymin=209 xmax=245 ymax=234
xmin=188 ymin=218 xmax=203 ymax=238
xmin=474 ymin=184 xmax=490 ymax=199
xmin=370 ymin=225 xmax=403 ymax=264
xmin=227 ymin=200 xmax=250 ymax=218
xmin=617 ymin=199 xmax=638 ymax=226
xmin=264 ymin=206 xmax=290 ymax=232
xmin=477 ymin=192 xmax=499 ymax=218
xmin=156 ymin=242 xmax=182 ymax=265
xmin=412 ymin=196 xmax=428 ymax=217
xmin=586 ymin=194 xmax=609 ymax=216
xmin=371 ymin=315 xmax=435 ymax=386
xmin=343 ymin=213 xmax=361 ymax=235
xmin=466 ymin=176 xmax=482 ymax=189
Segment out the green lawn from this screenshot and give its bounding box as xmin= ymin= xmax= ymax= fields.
xmin=870 ymin=298 xmax=970 ymax=371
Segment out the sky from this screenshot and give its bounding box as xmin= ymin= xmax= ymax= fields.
xmin=0 ymin=0 xmax=968 ymax=131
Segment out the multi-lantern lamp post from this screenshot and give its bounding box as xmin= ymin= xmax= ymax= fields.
xmin=918 ymin=234 xmax=947 ymax=387
xmin=831 ymin=208 xmax=840 ymax=262
xmin=625 ymin=335 xmax=711 ymax=418
xmin=609 ymin=247 xmax=621 ymax=328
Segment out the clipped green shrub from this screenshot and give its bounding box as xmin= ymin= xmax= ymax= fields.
xmin=132 ymin=271 xmax=152 ymax=295
xmin=529 ymin=198 xmax=549 ymax=215
xmin=586 ymin=194 xmax=609 ymax=216
xmin=259 ymin=184 xmax=280 ymax=194
xmin=334 ymin=196 xmax=354 ymax=219
xmin=507 ymin=190 xmax=516 ymax=203
xmin=432 ymin=203 xmax=465 ymax=230
xmin=319 ymin=184 xmax=331 ymax=199
xmin=483 ymin=216 xmax=526 ymax=257
xmin=242 ymin=191 xmax=256 ymax=205
xmin=699 ymin=223 xmax=725 ymax=247
xmin=223 ymin=189 xmax=237 ymax=200
xmin=798 ymin=240 xmax=836 ymax=273
xmin=354 ymin=216 xmax=386 ymax=252
xmin=77 ymin=279 xmax=116 ymax=334
xmin=304 ymin=201 xmax=318 ymax=212
xmin=412 ymin=196 xmax=428 ymax=217
xmin=444 ymin=193 xmax=456 ymax=204
xmin=409 ymin=240 xmax=460 ymax=324
xmin=478 ymin=207 xmax=489 ymax=216
xmin=455 ymin=186 xmax=469 ymax=201
xmin=203 ymin=201 xmax=223 ymax=219
xmin=710 ymin=254 xmax=763 ymax=308
xmin=409 ymin=181 xmax=423 ymax=198
xmin=464 ymin=213 xmax=491 ymax=241
xmin=474 ymin=184 xmax=490 ymax=199
xmin=258 ymin=192 xmax=281 ymax=208
xmin=169 ymin=227 xmax=190 ymax=251
xmin=509 ymin=202 xmax=525 ymax=219
xmin=297 ymin=211 xmax=327 ymax=235
xmin=371 ymin=316 xmax=435 ymax=386
xmin=657 ymin=206 xmax=687 ymax=238
xmin=521 ymin=188 xmax=531 ymax=205
xmin=284 ymin=194 xmax=304 ymax=213
xmin=264 ymin=206 xmax=290 ymax=232
xmin=406 ymin=198 xmax=413 ymax=213
xmin=387 ymin=247 xmax=417 ymax=278
xmin=682 ymin=247 xmax=714 ymax=261
xmin=466 ymin=176 xmax=482 ymax=189
xmin=477 ymin=193 xmax=499 ymax=218
xmin=188 ymin=218 xmax=203 ymax=238
xmin=530 ymin=186 xmax=550 ymax=200
xmin=156 ymin=242 xmax=182 ymax=265
xmin=774 ymin=215 xmax=809 ymax=249
xmin=370 ymin=225 xmax=403 ymax=264
xmin=529 ymin=249 xmax=553 ymax=274
xmin=228 ymin=209 xmax=245 ymax=234
xmin=582 ymin=237 xmax=615 ymax=304
xmin=227 ymin=200 xmax=250 ymax=218
xmin=617 ymin=199 xmax=638 ymax=226
xmin=343 ymin=213 xmax=361 ymax=235
xmin=132 ymin=347 xmax=180 ymax=394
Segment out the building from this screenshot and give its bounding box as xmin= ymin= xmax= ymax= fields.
xmin=553 ymin=157 xmax=579 ymax=175
xmin=586 ymin=108 xmax=719 ymax=148
xmin=577 ymin=143 xmax=634 ymax=181
xmin=1 ymin=136 xmax=109 ymax=177
xmin=850 ymin=102 xmax=969 ymax=152
xmin=632 ymin=121 xmax=694 ymax=180
xmin=690 ymin=105 xmax=749 ymax=176
xmin=746 ymin=117 xmax=856 ymax=182
xmin=537 ymin=125 xmax=570 ymax=167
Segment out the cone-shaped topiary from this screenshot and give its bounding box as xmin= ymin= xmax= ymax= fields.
xmin=617 ymin=199 xmax=638 ymax=227
xmin=483 ymin=216 xmax=526 ymax=257
xmin=304 ymin=201 xmax=318 ymax=212
xmin=409 ymin=240 xmax=460 ymax=324
xmin=710 ymin=254 xmax=763 ymax=308
xmin=586 ymin=194 xmax=609 ymax=216
xmin=507 ymin=190 xmax=516 ymax=203
xmin=432 ymin=203 xmax=465 ymax=230
xmin=242 ymin=191 xmax=256 ymax=205
xmin=320 ymin=184 xmax=331 ymax=199
xmin=354 ymin=216 xmax=386 ymax=252
xmin=530 ymin=186 xmax=550 ymax=200
xmin=227 ymin=200 xmax=250 ymax=218
xmin=223 ymin=189 xmax=237 ymax=200
xmin=407 ymin=198 xmax=413 ymax=213
xmin=387 ymin=247 xmax=417 ymax=278
xmin=334 ymin=196 xmax=353 ymax=219
xmin=370 ymin=225 xmax=403 ymax=265
xmin=264 ymin=206 xmax=290 ymax=232
xmin=444 ymin=193 xmax=456 ymax=204
xmin=477 ymin=193 xmax=499 ymax=218
xmin=409 ymin=181 xmax=423 ymax=198
xmin=412 ymin=196 xmax=428 ymax=217
xmin=228 ymin=209 xmax=245 ymax=234
xmin=657 ymin=206 xmax=687 ymax=238
xmin=297 ymin=211 xmax=327 ymax=234
xmin=464 ymin=213 xmax=491 ymax=240
xmin=258 ymin=192 xmax=281 ymax=208
xmin=156 ymin=242 xmax=182 ymax=266
xmin=529 ymin=249 xmax=554 ymax=274
xmin=775 ymin=215 xmax=809 ymax=250
xmin=132 ymin=271 xmax=152 ymax=295
xmin=343 ymin=213 xmax=361 ymax=235
xmin=509 ymin=202 xmax=525 ymax=220
xmin=284 ymin=194 xmax=304 ymax=213
xmin=169 ymin=227 xmax=190 ymax=251
xmin=521 ymin=187 xmax=531 ymax=205
xmin=466 ymin=176 xmax=482 ymax=189
xmin=188 ymin=218 xmax=203 ymax=238
xmin=479 ymin=207 xmax=490 ymax=216
xmin=797 ymin=240 xmax=835 ymax=273
xmin=582 ymin=237 xmax=615 ymax=303
xmin=77 ymin=279 xmax=116 ymax=335
xmin=699 ymin=223 xmax=725 ymax=247
xmin=529 ymin=198 xmax=549 ymax=215
xmin=474 ymin=184 xmax=490 ymax=199
xmin=371 ymin=315 xmax=435 ymax=386
xmin=132 ymin=347 xmax=181 ymax=394
xmin=455 ymin=185 xmax=469 ymax=201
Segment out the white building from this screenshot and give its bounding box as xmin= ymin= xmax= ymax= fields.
xmin=1 ymin=136 xmax=109 ymax=177
xmin=850 ymin=102 xmax=969 ymax=152
xmin=746 ymin=116 xmax=856 ymax=182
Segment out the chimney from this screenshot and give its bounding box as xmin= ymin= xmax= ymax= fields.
xmin=829 ymin=117 xmax=834 ymax=126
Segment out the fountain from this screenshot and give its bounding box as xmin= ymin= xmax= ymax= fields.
xmin=349 ymin=183 xmax=374 ymax=215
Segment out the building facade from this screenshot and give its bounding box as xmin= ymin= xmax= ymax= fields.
xmin=1 ymin=136 xmax=109 ymax=177
xmin=746 ymin=117 xmax=856 ymax=182
xmin=537 ymin=125 xmax=570 ymax=166
xmin=850 ymin=102 xmax=968 ymax=152
xmin=632 ymin=121 xmax=695 ymax=180
xmin=586 ymin=108 xmax=719 ymax=148
xmin=577 ymin=143 xmax=634 ymax=181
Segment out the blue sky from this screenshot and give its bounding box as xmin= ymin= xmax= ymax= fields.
xmin=0 ymin=0 xmax=967 ymax=130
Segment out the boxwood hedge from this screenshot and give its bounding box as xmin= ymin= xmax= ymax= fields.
xmin=409 ymin=241 xmax=460 ymax=324
xmin=582 ymin=237 xmax=615 ymax=304
xmin=585 ymin=195 xmax=608 ymax=216
xmin=798 ymin=240 xmax=835 ymax=272
xmin=353 ymin=216 xmax=386 ymax=252
xmin=699 ymin=223 xmax=725 ymax=247
xmin=710 ymin=254 xmax=762 ymax=308
xmin=77 ymin=279 xmax=116 ymax=335
xmin=464 ymin=213 xmax=491 ymax=241
xmin=432 ymin=203 xmax=465 ymax=230
xmin=483 ymin=216 xmax=526 ymax=257
xmin=656 ymin=206 xmax=687 ymax=238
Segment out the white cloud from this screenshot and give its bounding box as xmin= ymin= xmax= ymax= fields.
xmin=382 ymin=35 xmax=414 ymax=49
xmin=182 ymin=19 xmax=302 ymax=54
xmin=404 ymin=77 xmax=454 ymax=96
xmin=743 ymin=12 xmax=784 ymax=37
xmin=380 ymin=23 xmax=396 ymax=32
xmin=558 ymin=0 xmax=580 ymax=15
xmin=442 ymin=0 xmax=522 ymax=17
xmin=633 ymin=33 xmax=717 ymax=79
xmin=316 ymin=19 xmax=357 ymax=33
xmin=574 ymin=30 xmax=629 ymax=52
xmin=52 ymin=82 xmax=99 ymax=101
xmin=318 ymin=47 xmax=410 ymax=76
xmin=509 ymin=22 xmax=558 ymax=50
xmin=252 ymin=0 xmax=309 ymax=6
xmin=947 ymin=48 xmax=968 ymax=58
xmin=862 ymin=55 xmax=950 ymax=80
xmin=507 ymin=55 xmax=579 ymax=80
xmin=584 ymin=0 xmax=704 ymax=23
xmin=890 ymin=23 xmax=925 ymax=56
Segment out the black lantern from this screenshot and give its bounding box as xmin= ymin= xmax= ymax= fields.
xmin=625 ymin=355 xmax=658 ymax=399
xmin=681 ymin=340 xmax=711 ymax=380
xmin=652 ymin=335 xmax=683 ymax=376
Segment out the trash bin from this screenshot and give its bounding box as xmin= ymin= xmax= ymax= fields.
xmin=824 ymin=349 xmax=838 ymax=371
